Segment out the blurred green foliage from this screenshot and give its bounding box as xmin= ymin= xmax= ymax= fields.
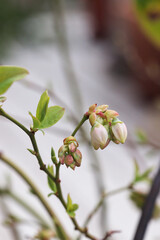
xmin=134 ymin=0 xmax=160 ymax=48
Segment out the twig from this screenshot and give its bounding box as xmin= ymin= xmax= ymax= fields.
xmin=102 ymin=230 xmax=121 ymax=240
xmin=0 ymin=108 xmax=99 ymax=240
xmin=0 ymin=108 xmax=56 ymax=183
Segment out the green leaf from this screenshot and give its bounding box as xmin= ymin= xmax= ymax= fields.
xmin=27 ymin=148 xmax=36 ymax=155
xmin=135 ymin=168 xmax=153 ymax=183
xmin=67 ymin=194 xmax=73 ymax=211
xmin=36 ymin=90 xmax=50 ymax=122
xmin=38 ymin=106 xmax=65 ymax=129
xmin=67 ymin=211 xmax=76 ymax=218
xmin=133 ymin=160 xmax=153 ymax=184
xmin=51 ymin=147 xmax=57 ymax=164
xmin=66 ymin=194 xmax=79 ymax=218
xmin=0 ymin=66 xmax=29 ymax=95
xmin=29 ymin=112 xmax=40 ymax=130
xmin=48 ymin=192 xmax=55 ymax=197
xmin=72 ymin=204 xmax=79 ymax=212
xmin=47 ymin=165 xmax=57 ymax=193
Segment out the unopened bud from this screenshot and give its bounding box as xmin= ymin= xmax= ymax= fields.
xmin=88 ymin=104 xmax=97 ymax=114
xmin=112 ymin=121 xmax=127 ymax=144
xmin=58 ymin=137 xmax=82 ymax=170
xmin=91 ymin=123 xmax=108 ymax=150
xmin=64 ymin=155 xmax=74 ymax=166
xmin=68 ymin=142 xmax=77 ymax=152
xmin=96 ymin=104 xmax=108 ymax=113
xmin=89 ymin=112 xmax=97 ymax=126
xmin=105 ymin=110 xmax=119 ymax=120
xmin=72 ymin=149 xmax=82 ymax=167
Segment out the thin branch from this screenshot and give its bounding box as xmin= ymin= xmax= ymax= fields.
xmin=0 ymin=108 xmax=56 ymax=183
xmin=71 ymin=115 xmax=88 ymax=137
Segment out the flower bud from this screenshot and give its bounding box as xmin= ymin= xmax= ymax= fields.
xmin=64 ymin=155 xmax=74 ymax=166
xmin=96 ymin=104 xmax=108 ymax=113
xmin=63 ymin=136 xmax=78 ymax=146
xmin=90 ymin=123 xmax=108 ymax=150
xmin=68 ymin=142 xmax=76 ymax=152
xmin=58 ymin=137 xmax=82 ymax=170
xmin=105 ymin=110 xmax=119 ymax=120
xmin=88 ymin=104 xmax=97 ymax=114
xmin=89 ymin=112 xmax=97 ymax=126
xmin=72 ymin=149 xmax=82 ymax=167
xmin=112 ymin=122 xmax=127 ymax=144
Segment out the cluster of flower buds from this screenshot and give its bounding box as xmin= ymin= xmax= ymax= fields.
xmin=58 ymin=136 xmax=82 ymax=170
xmin=86 ymin=104 xmax=127 ymax=150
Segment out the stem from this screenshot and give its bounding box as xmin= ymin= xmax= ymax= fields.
xmin=0 ymin=108 xmax=30 ymax=135
xmin=0 ymin=108 xmax=56 ymax=183
xmin=71 ymin=115 xmax=88 ymax=137
xmin=0 ymin=188 xmax=50 ymax=229
xmin=55 ymin=163 xmax=98 ymax=240
xmin=0 ymin=153 xmax=70 ymax=240
xmin=29 ymin=132 xmax=56 ymax=182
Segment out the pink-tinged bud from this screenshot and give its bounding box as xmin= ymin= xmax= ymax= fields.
xmin=59 ymin=136 xmax=82 ymax=170
xmin=89 ymin=112 xmax=97 ymax=126
xmin=88 ymin=104 xmax=97 ymax=114
xmin=105 ymin=110 xmax=119 ymax=120
xmin=63 ymin=136 xmax=78 ymax=145
xmin=90 ymin=123 xmax=108 ymax=150
xmin=69 ymin=163 xmax=76 ymax=170
xmin=72 ymin=149 xmax=82 ymax=167
xmin=96 ymin=104 xmax=108 ymax=113
xmin=58 ymin=145 xmax=68 ymax=158
xmin=59 ymin=156 xmax=65 ymax=164
xmin=64 ymin=155 xmax=74 ymax=166
xmin=68 ymin=142 xmax=77 ymax=152
xmin=112 ymin=122 xmax=127 ymax=144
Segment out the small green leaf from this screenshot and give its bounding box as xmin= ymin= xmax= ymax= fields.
xmin=67 ymin=194 xmax=73 ymax=211
xmin=27 ymin=149 xmax=36 ymax=155
xmin=66 ymin=194 xmax=79 ymax=218
xmin=133 ymin=159 xmax=153 ymax=184
xmin=67 ymin=211 xmax=76 ymax=218
xmin=47 ymin=165 xmax=57 ymax=193
xmin=38 ymin=106 xmax=65 ymax=129
xmin=29 ymin=112 xmax=40 ymax=129
xmin=72 ymin=204 xmax=79 ymax=212
xmin=36 ymin=90 xmax=50 ymax=122
xmin=48 ymin=192 xmax=55 ymax=197
xmin=135 ymin=168 xmax=153 ymax=183
xmin=51 ymin=147 xmax=57 ymax=164
xmin=0 ymin=66 xmax=29 ymax=95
